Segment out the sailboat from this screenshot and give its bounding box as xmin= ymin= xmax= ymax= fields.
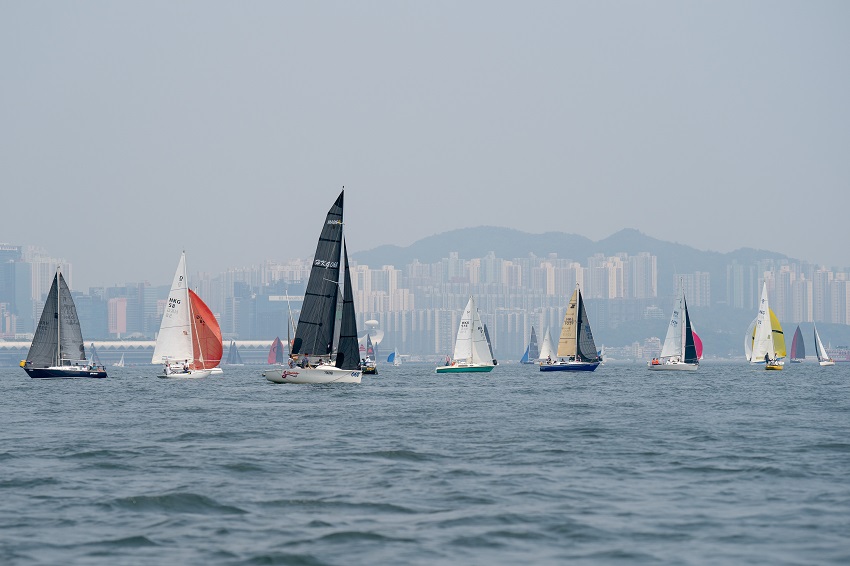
xmin=90 ymin=342 xmax=104 ymax=367
xmin=360 ymin=334 xmax=378 ymax=374
xmin=520 ymin=326 xmax=539 ymax=364
xmin=436 ymin=295 xmax=495 ymax=374
xmin=387 ymin=346 xmax=402 ymax=366
xmin=648 ymin=281 xmax=699 ymax=371
xmin=267 ymin=337 xmax=286 ymax=365
xmin=21 ymin=269 xmax=107 ymax=379
xmin=266 ymin=190 xmax=361 ymax=384
xmin=790 ymin=325 xmax=806 ymax=363
xmin=152 ymin=252 xmax=223 ymax=379
xmin=224 ymin=340 xmax=244 ymax=366
xmin=113 ymin=353 xmax=125 ymax=367
xmin=537 ymin=327 xmax=556 ymax=364
xmin=813 ymin=324 xmax=835 ymax=366
xmin=746 ymin=282 xmax=785 ymax=370
xmin=541 ymin=285 xmax=601 ymax=372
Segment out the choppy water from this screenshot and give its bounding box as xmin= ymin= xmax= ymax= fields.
xmin=1 ymin=362 xmax=849 ymax=565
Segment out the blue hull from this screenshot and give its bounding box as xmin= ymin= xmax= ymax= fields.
xmin=24 ymin=368 xmax=107 ymax=379
xmin=539 ymin=362 xmax=599 ymax=372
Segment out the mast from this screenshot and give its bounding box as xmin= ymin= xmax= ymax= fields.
xmin=56 ymin=269 xmax=61 ymax=366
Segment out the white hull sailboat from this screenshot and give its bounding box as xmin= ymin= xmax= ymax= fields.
xmin=265 ymin=190 xmax=362 ymax=384
xmin=746 ymin=282 xmax=786 ymax=370
xmin=519 ymin=326 xmax=539 ymax=364
xmin=540 ymin=284 xmax=601 ymax=372
xmin=436 ymin=296 xmax=495 ymax=374
xmin=21 ymin=269 xmax=107 ymax=379
xmin=814 ymin=324 xmax=835 ymax=366
xmin=113 ymin=353 xmax=125 ymax=367
xmin=789 ymin=326 xmax=805 ymax=363
xmin=648 ymin=280 xmax=699 ymax=371
xmin=387 ymin=347 xmax=402 ymax=366
xmin=152 ymin=252 xmax=223 ymax=379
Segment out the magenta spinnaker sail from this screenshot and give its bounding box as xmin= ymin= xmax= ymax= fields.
xmin=693 ymin=331 xmax=704 ymax=360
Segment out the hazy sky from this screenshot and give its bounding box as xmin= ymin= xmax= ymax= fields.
xmin=2 ymin=2 xmax=849 ymax=289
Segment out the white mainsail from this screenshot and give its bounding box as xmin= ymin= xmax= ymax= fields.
xmin=750 ymin=282 xmax=775 ymax=362
xmin=814 ymin=324 xmax=830 ymax=362
xmin=152 ymin=252 xmax=193 ymax=364
xmin=452 ymin=296 xmax=492 ymax=365
xmin=659 ymin=290 xmax=683 ymax=359
xmin=538 ymin=327 xmax=555 ymax=361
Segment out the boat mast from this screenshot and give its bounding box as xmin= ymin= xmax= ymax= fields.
xmin=56 ymin=268 xmax=61 ymax=366
xmin=186 ymin=252 xmax=203 ymax=368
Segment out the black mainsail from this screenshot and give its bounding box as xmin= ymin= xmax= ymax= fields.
xmin=683 ymin=297 xmax=698 ymax=364
xmin=292 ymin=191 xmax=345 ymax=357
xmin=335 ymin=242 xmax=360 ymax=370
xmin=576 ymin=290 xmax=598 ymax=362
xmin=528 ymin=326 xmax=539 ymax=360
xmin=27 ymin=272 xmax=86 ymax=367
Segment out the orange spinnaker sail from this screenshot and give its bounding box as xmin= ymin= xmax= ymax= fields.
xmin=189 ymin=289 xmax=223 ymax=369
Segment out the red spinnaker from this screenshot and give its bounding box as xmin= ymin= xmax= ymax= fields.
xmin=268 ymin=337 xmax=284 ymax=364
xmin=189 ymin=289 xmax=223 ymax=369
xmin=693 ymin=331 xmax=703 ymax=360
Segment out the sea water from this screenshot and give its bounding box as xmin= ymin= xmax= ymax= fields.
xmin=1 ymin=363 xmax=848 ymax=565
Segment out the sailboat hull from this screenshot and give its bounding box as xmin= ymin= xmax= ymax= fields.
xmin=25 ymin=367 xmax=107 ymax=379
xmin=647 ymin=361 xmax=698 ymax=371
xmin=435 ymin=364 xmax=494 ymax=374
xmin=265 ymin=365 xmax=362 ymax=384
xmin=157 ymin=369 xmax=212 ymax=379
xmin=765 ymin=364 xmax=783 ymax=371
xmin=539 ymin=361 xmax=599 ymax=372
xmin=819 ymin=360 xmax=835 ymax=366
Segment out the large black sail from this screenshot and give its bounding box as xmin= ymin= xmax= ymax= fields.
xmin=683 ymin=298 xmax=698 ymax=364
xmin=27 ymin=272 xmax=85 ymax=367
xmin=58 ymin=272 xmax=86 ymax=362
xmin=576 ymin=290 xmax=599 ymax=362
xmin=292 ymin=191 xmax=344 ymax=357
xmin=27 ymin=274 xmax=60 ymax=367
xmin=528 ymin=326 xmax=539 ymax=360
xmin=335 ymin=242 xmax=360 ymax=370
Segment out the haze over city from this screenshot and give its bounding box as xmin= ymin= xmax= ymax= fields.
xmin=2 ymin=2 xmax=848 ymax=289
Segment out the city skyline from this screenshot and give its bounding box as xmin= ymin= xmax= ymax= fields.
xmin=3 ymin=3 xmax=849 ymax=290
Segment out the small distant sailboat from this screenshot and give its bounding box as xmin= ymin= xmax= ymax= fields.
xmin=265 ymin=190 xmax=361 ymax=384
xmin=152 ymin=252 xmax=223 ymax=379
xmin=20 ymin=269 xmax=107 ymax=379
xmin=387 ymin=346 xmax=402 ymax=366
xmin=113 ymin=353 xmax=125 ymax=367
xmin=520 ymin=326 xmax=539 ymax=364
xmin=813 ymin=324 xmax=835 ymax=366
xmin=436 ymin=295 xmax=495 ymax=374
xmin=360 ymin=334 xmax=378 ymax=374
xmin=747 ymin=282 xmax=785 ymax=370
xmin=540 ymin=285 xmax=601 ymax=372
xmin=90 ymin=342 xmax=104 ymax=367
xmin=224 ymin=340 xmax=244 ymax=366
xmin=648 ymin=281 xmax=699 ymax=371
xmin=790 ymin=326 xmax=805 ymax=363
xmin=268 ymin=337 xmax=286 ymax=365
xmin=537 ymin=327 xmax=556 ymax=365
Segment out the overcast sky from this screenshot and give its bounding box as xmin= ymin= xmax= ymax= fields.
xmin=2 ymin=1 xmax=848 ymax=289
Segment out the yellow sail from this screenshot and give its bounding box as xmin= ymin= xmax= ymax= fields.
xmin=748 ymin=308 xmax=786 ymax=358
xmin=557 ymin=288 xmax=578 ymax=358
xmin=770 ymin=309 xmax=786 ymax=358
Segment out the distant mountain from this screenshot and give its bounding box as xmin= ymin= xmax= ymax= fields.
xmin=352 ymin=226 xmax=788 ymax=299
